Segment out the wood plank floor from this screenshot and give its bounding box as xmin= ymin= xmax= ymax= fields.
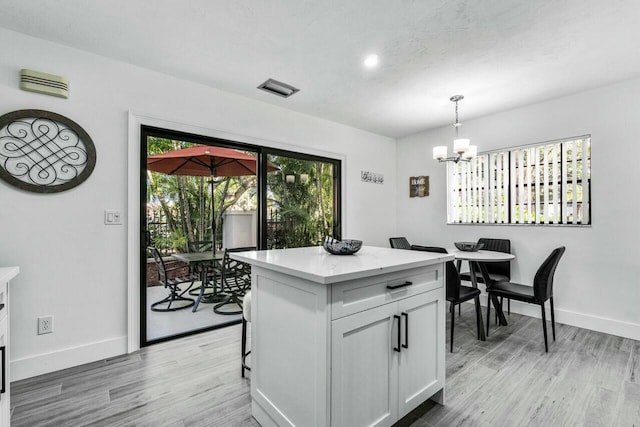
xmin=11 ymin=305 xmax=640 ymax=426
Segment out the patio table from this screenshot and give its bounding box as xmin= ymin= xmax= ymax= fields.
xmin=172 ymin=252 xmax=224 ymax=312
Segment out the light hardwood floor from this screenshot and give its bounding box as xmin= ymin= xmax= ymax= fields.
xmin=11 ymin=305 xmax=640 ymax=426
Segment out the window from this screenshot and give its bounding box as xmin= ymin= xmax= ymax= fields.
xmin=447 ymin=135 xmax=591 ymax=225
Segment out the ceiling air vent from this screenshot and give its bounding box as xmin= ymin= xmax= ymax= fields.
xmin=257 ymin=78 xmax=300 ymax=98
xmin=20 ymin=69 xmax=69 ymax=98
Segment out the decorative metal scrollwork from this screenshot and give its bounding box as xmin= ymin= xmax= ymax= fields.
xmin=0 ymin=110 xmax=96 ymax=193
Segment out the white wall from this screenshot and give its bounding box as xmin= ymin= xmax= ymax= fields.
xmin=396 ymin=78 xmax=640 ymax=340
xmin=0 ymin=28 xmax=397 ymax=380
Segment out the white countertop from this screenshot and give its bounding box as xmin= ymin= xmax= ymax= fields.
xmin=0 ymin=267 xmax=19 ymax=283
xmin=230 ymin=246 xmax=453 ymax=284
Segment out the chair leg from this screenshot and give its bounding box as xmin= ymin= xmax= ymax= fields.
xmin=150 ymin=284 xmax=195 ymax=312
xmin=486 ymin=293 xmax=491 ymax=337
xmin=193 ymin=281 xmax=206 ymax=313
xmin=550 ymin=297 xmax=556 ymax=341
xmin=541 ymin=304 xmax=549 ymax=353
xmin=459 ymin=304 xmax=461 ymax=317
xmin=507 ymin=298 xmax=511 ymax=315
xmin=450 ymin=302 xmax=455 ymax=352
xmin=473 ymin=295 xmax=483 ymax=341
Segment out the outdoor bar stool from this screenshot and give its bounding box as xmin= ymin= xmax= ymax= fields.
xmin=241 ymin=290 xmax=251 ymax=378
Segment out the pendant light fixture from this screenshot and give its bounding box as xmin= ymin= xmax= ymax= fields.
xmin=433 ymin=95 xmax=477 ymax=163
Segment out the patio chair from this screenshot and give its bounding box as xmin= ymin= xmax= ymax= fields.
xmin=213 ymin=247 xmax=255 ymax=315
xmin=188 ymin=240 xmax=213 ymax=253
xmin=148 ymin=246 xmax=197 ymax=312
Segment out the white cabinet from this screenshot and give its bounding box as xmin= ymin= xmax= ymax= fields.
xmin=331 ymin=301 xmax=399 ymax=427
xmin=0 ymin=267 xmax=18 ymax=427
xmin=232 ymin=246 xmax=450 ymax=427
xmin=331 ymin=288 xmax=444 ymax=427
xmin=397 ymin=290 xmax=445 ymax=415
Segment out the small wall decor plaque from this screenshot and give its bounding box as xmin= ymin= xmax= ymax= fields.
xmin=361 ymin=170 xmax=384 ymax=184
xmin=0 ymin=109 xmax=96 ymax=193
xmin=410 ymin=176 xmax=429 ymax=197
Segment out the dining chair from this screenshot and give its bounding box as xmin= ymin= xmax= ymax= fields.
xmin=486 ymin=247 xmax=565 ymax=352
xmin=148 ymin=246 xmax=197 ymax=312
xmin=419 ymin=246 xmax=483 ymax=352
xmin=389 ymin=237 xmax=411 ymax=249
xmin=241 ymin=290 xmax=252 ymax=378
xmin=213 ymin=247 xmax=255 ymax=315
xmin=459 ymin=238 xmax=512 ymax=316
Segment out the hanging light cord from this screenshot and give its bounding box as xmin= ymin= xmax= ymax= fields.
xmin=453 ymin=98 xmax=461 ymax=137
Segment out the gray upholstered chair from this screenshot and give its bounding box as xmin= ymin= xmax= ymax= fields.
xmin=486 ymin=247 xmax=565 ymax=352
xmin=419 ymin=246 xmax=483 ymax=352
xmin=389 ymin=237 xmax=411 ymax=249
xmin=459 ymin=238 xmax=512 ymax=316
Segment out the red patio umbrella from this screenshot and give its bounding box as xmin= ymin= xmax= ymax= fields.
xmin=147 ymin=145 xmax=277 ymax=253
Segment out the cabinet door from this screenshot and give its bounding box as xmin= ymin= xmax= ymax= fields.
xmin=331 ymin=303 xmax=399 ymax=427
xmin=397 ymin=288 xmax=445 ymax=417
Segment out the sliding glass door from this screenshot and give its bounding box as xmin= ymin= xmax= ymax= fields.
xmin=142 ymin=127 xmax=259 ymax=344
xmin=265 ymin=152 xmax=340 ymax=249
xmin=140 ymin=126 xmax=341 ymax=346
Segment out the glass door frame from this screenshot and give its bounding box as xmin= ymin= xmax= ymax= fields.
xmin=258 ymin=147 xmax=342 ymax=249
xmin=139 ymin=125 xmax=342 ymax=346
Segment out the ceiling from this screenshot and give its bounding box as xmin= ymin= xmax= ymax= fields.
xmin=2 ymin=0 xmax=640 ymax=138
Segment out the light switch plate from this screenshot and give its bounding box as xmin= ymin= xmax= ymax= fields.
xmin=104 ymin=210 xmax=122 ymax=225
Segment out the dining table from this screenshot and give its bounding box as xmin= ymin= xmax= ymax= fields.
xmin=448 ymin=248 xmax=515 ymax=339
xmin=172 ymin=252 xmax=224 ymax=312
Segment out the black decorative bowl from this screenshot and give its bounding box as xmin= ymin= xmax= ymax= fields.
xmin=322 ymin=237 xmax=363 ymax=255
xmin=454 ymin=241 xmax=485 ymax=252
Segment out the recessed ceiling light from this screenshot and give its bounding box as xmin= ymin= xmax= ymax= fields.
xmin=364 ymin=54 xmax=379 ymax=68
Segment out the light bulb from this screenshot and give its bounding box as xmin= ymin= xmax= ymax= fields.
xmin=433 ymin=146 xmax=448 ymax=160
xmin=453 ymin=138 xmax=470 ymax=154
xmin=463 ymin=145 xmax=477 ymax=159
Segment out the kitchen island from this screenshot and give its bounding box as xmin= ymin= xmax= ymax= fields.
xmin=231 ymin=246 xmax=452 ymax=427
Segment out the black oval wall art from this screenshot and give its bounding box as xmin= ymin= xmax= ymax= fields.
xmin=0 ymin=109 xmax=97 ymax=193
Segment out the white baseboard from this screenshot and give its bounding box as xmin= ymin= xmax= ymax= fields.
xmin=473 ymin=295 xmax=640 ymax=341
xmin=11 ymin=297 xmax=640 ymax=382
xmin=11 ymin=335 xmax=128 ymax=382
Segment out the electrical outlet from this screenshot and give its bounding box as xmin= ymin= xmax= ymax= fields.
xmin=38 ymin=315 xmax=54 ymax=335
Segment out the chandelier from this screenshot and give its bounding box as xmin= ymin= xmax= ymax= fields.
xmin=433 ymin=95 xmax=477 ymax=163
